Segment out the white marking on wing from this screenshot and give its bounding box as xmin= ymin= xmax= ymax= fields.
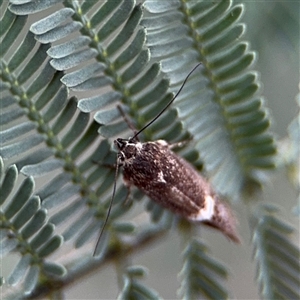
xmin=135 ymin=142 xmax=143 ymax=151
xmin=190 ymin=195 xmax=215 ymax=221
xmin=151 ymin=140 xmax=168 ymax=147
xmin=157 ymin=171 xmax=166 ymax=183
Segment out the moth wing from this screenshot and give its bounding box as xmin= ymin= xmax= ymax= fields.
xmin=148 ymin=180 xmax=212 ymax=221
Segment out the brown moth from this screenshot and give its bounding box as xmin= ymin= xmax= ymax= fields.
xmin=115 ymin=138 xmax=240 ymax=243
xmin=93 ymin=64 xmax=240 ymax=256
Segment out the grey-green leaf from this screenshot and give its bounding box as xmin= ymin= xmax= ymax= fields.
xmin=252 ymin=204 xmax=300 ymax=300
xmin=8 ymin=254 xmax=31 ymax=286
xmin=4 ymin=176 xmax=34 ymax=219
xmin=12 ymin=196 xmax=40 ymax=230
xmin=0 ymin=164 xmax=18 ymax=206
xmin=30 ymin=8 xmax=74 ymax=35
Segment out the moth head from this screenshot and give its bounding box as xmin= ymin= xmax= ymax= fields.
xmin=114 ymin=138 xmax=127 ymax=151
xmin=115 ymin=138 xmax=139 ymax=164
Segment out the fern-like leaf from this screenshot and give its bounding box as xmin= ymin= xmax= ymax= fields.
xmin=0 ymin=157 xmax=66 ymax=295
xmin=118 ymin=265 xmax=163 ymax=300
xmin=1 ymin=2 xmax=175 ymax=296
xmin=20 ymin=0 xmax=193 ymax=146
xmin=12 ymin=0 xmax=201 ymax=225
xmin=252 ymin=204 xmax=300 ymax=299
xmin=1 ymin=0 xmax=130 ymax=254
xmin=142 ymin=0 xmax=277 ymax=200
xmin=2 ymin=1 xmax=296 ymax=299
xmin=178 ymin=239 xmax=229 ymax=300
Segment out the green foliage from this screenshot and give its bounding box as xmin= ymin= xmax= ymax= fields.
xmin=0 ymin=157 xmax=66 ymax=295
xmin=178 ymin=239 xmax=228 ymax=299
xmin=118 ymin=266 xmax=163 ymax=300
xmin=0 ymin=0 xmax=299 ymax=299
xmin=142 ymin=0 xmax=276 ymax=199
xmin=252 ymin=205 xmax=300 ymax=299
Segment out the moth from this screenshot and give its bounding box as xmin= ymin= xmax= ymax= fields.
xmin=93 ymin=64 xmax=240 ymax=256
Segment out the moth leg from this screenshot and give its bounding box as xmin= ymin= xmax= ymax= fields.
xmin=123 ymin=187 xmax=132 ymax=205
xmin=122 ymin=181 xmax=132 ymax=205
xmin=92 ymin=160 xmax=116 ymax=169
xmin=168 ymin=138 xmax=192 ymax=150
xmin=117 ymin=104 xmax=139 ymax=141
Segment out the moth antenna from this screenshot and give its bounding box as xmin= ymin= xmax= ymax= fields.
xmin=93 ymin=160 xmax=120 ymax=257
xmin=117 ymin=104 xmax=139 ymax=141
xmin=94 ymin=63 xmax=202 ymax=256
xmin=131 ymin=63 xmax=202 ymax=140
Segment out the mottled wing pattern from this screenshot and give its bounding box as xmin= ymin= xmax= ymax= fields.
xmin=122 ymin=140 xmax=240 ymax=243
xmin=123 ymin=141 xmax=213 ymax=217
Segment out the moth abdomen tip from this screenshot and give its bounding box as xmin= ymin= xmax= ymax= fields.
xmin=191 ymin=194 xmax=241 ymax=244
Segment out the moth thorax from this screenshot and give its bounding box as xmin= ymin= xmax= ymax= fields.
xmin=123 ymin=144 xmax=138 ymax=159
